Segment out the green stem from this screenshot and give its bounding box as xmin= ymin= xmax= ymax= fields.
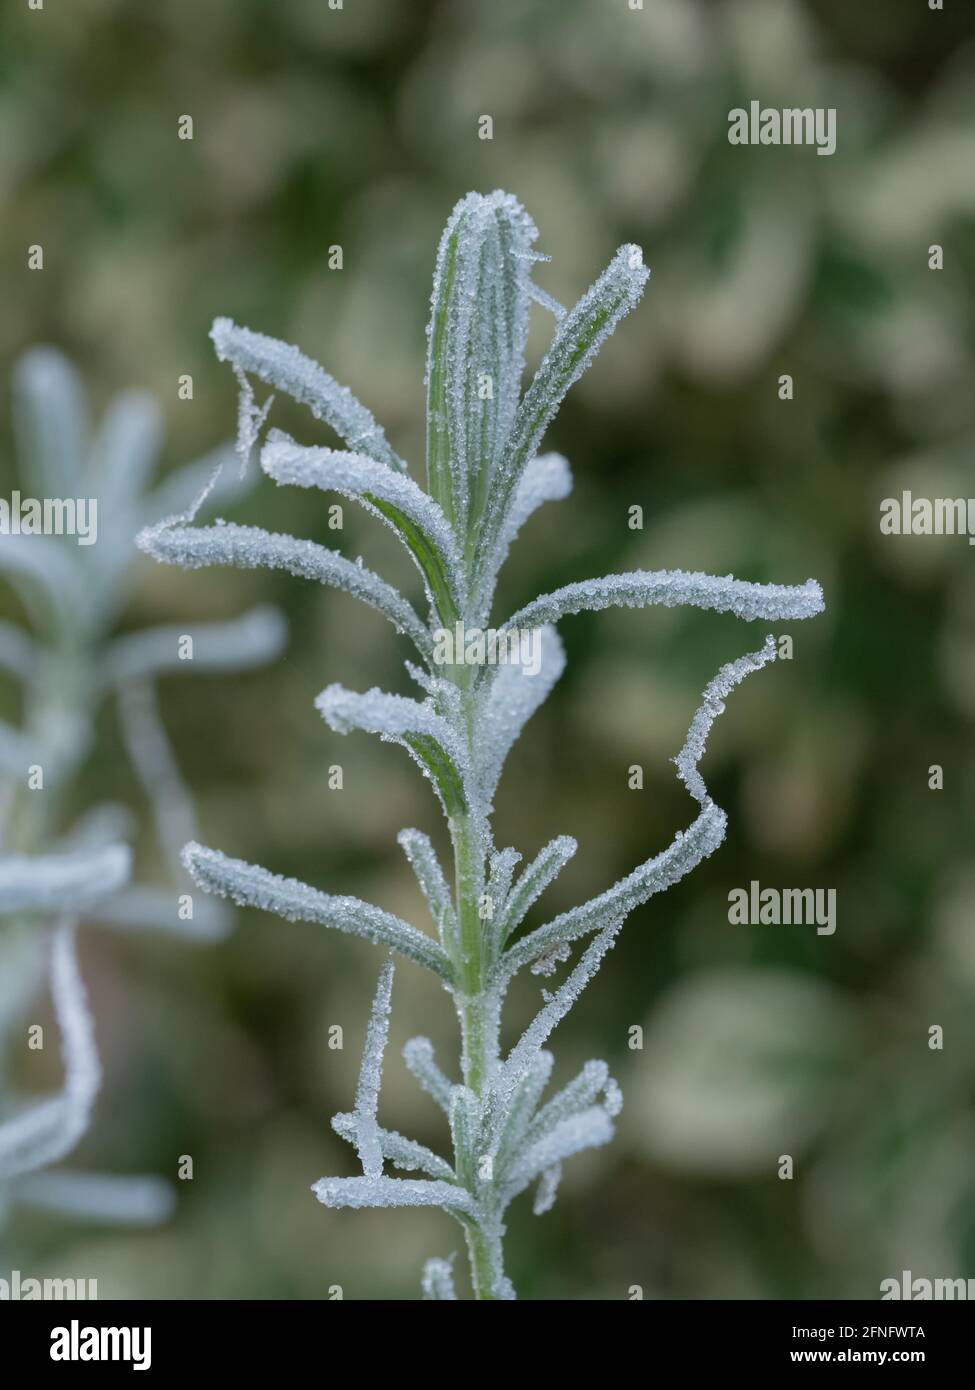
xmin=464 ymin=1220 xmax=500 ymax=1301
xmin=452 ymin=811 xmax=486 ymax=1092
xmin=448 ymin=673 xmax=509 ymax=1299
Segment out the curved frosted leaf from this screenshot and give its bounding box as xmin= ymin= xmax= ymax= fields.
xmin=211 ymin=316 xmax=406 ymax=472
xmin=475 ymin=244 xmax=650 ymax=591
xmin=675 ymin=636 xmax=776 ymax=803
xmin=505 ymin=571 xmax=825 ymax=632
xmin=496 ymin=835 xmax=577 ymax=949
xmin=182 ymin=841 xmax=451 ymax=980
xmin=0 ymin=922 xmax=100 ymax=1181
xmin=136 ymin=517 xmax=430 ymax=658
xmin=503 ymin=639 xmax=777 ymax=976
xmin=0 ymin=844 xmax=131 ymax=915
xmin=504 ymin=802 xmax=726 ymax=977
xmin=424 ymin=190 xmax=538 ymax=532
xmin=523 ymin=1059 xmax=613 ymax=1152
xmin=312 ymin=1175 xmax=476 ymax=1220
xmin=317 ymin=684 xmax=469 ymax=818
xmin=507 ymin=1108 xmax=614 ymax=1201
xmin=494 ymin=1050 xmax=554 ymax=1173
xmin=398 ymin=829 xmax=456 ymax=946
xmin=262 ymin=435 xmax=462 ymax=626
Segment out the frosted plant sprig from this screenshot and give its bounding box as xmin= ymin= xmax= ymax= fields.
xmin=1 ymin=348 xmax=286 ymax=937
xmin=140 ymin=189 xmax=824 ymax=1299
xmin=0 ymin=350 xmax=284 ymax=1241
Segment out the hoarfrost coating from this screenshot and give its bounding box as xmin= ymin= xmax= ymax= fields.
xmin=140 ymin=189 xmax=825 ymax=1299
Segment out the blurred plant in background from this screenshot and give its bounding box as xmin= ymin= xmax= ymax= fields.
xmin=0 ymin=349 xmax=284 ymax=1261
xmin=0 ymin=0 xmax=972 ymax=1298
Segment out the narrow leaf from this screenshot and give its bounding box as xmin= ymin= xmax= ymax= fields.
xmin=353 ymin=963 xmax=395 ymax=1178
xmin=424 ymin=191 xmax=538 ymax=533
xmin=311 ymin=1175 xmax=476 ymax=1220
xmin=502 ymin=638 xmax=778 ymax=976
xmin=475 ymin=244 xmax=649 ymax=590
xmin=494 ymin=1050 xmax=554 ymax=1172
xmin=262 ymin=434 xmax=463 ymax=626
xmin=181 ymin=842 xmax=452 ymax=980
xmin=211 ymin=316 xmax=406 ymax=472
xmin=496 ymin=835 xmax=577 ymax=949
xmin=675 ymin=636 xmax=777 ymax=804
xmin=487 ymin=923 xmax=622 ymax=1139
xmin=505 ymin=571 xmax=825 ymax=632
xmin=136 ymin=518 xmax=430 ymax=658
xmin=507 ymin=1108 xmax=614 ymax=1200
xmin=317 ymin=684 xmax=469 ymax=818
xmin=502 ymin=801 xmax=727 ymax=977
xmin=398 ymin=829 xmax=457 ymax=947
xmin=523 ymin=1059 xmax=612 ymax=1151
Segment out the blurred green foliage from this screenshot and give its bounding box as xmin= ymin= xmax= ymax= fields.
xmin=1 ymin=0 xmax=974 ymax=1298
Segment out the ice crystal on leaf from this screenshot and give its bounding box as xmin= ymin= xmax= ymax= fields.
xmin=139 ymin=190 xmax=825 ymax=1299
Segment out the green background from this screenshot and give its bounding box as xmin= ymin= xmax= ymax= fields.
xmin=2 ymin=0 xmax=974 ymax=1299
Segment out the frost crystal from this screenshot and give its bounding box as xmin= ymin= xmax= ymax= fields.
xmin=141 ymin=189 xmax=826 ymax=1299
